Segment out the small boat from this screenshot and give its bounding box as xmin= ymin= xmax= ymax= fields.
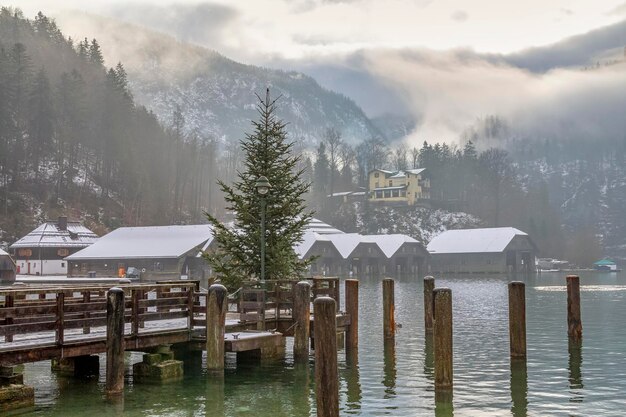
xmin=593 ymin=258 xmax=622 ymax=272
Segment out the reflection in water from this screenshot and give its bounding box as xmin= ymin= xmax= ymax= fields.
xmin=383 ymin=339 xmax=397 ymax=398
xmin=292 ymin=363 xmax=312 ymax=417
xmin=510 ymin=359 xmax=528 ymax=417
xmin=344 ymin=357 xmax=362 ymax=412
xmin=568 ymin=340 xmax=584 ymax=403
xmin=434 ymin=390 xmax=454 ymax=417
xmin=205 ymin=375 xmax=225 ymax=417
xmin=424 ymin=334 xmax=434 ymax=381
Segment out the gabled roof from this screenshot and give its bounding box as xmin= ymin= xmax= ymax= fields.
xmin=0 ymin=248 xmax=8 ymax=256
xmin=295 ymin=231 xmax=422 ymax=259
xmin=10 ymin=221 xmax=98 ymax=249
xmin=306 ymin=218 xmax=344 ymax=235
xmin=66 ymin=225 xmax=214 ymax=260
xmin=405 ymin=169 xmax=426 ymax=175
xmin=362 ymin=234 xmax=419 ymax=258
xmin=427 ymin=227 xmax=529 ymax=254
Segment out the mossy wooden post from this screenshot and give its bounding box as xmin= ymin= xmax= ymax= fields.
xmin=424 ymin=276 xmax=435 ymax=334
xmin=433 ymin=288 xmax=453 ymax=391
xmin=206 ymin=284 xmax=228 ymax=372
xmin=508 ymin=281 xmax=526 ymax=359
xmin=345 ymin=279 xmax=359 ymax=359
xmin=293 ymin=281 xmax=311 ymax=362
xmin=383 ymin=278 xmax=395 ymax=341
xmin=314 ymin=297 xmax=338 ymax=417
xmin=5 ymin=295 xmax=13 ymax=342
xmin=106 ymin=287 xmax=125 ymax=396
xmin=566 ymin=275 xmax=582 ymax=341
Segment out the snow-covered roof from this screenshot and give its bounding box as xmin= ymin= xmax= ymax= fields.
xmin=0 ymin=248 xmax=9 ymax=256
xmin=389 ymin=172 xmax=407 ymax=179
xmin=362 ymin=234 xmax=419 ymax=257
xmin=307 ymin=218 xmax=344 ymax=235
xmin=327 ymin=191 xmax=353 ymax=197
xmin=406 ymin=169 xmax=426 ymax=175
xmin=427 ymin=227 xmax=529 ymax=254
xmin=66 ymin=224 xmax=213 ymax=260
xmin=295 ymin=231 xmax=422 ymax=259
xmin=10 ymin=221 xmax=98 ymax=249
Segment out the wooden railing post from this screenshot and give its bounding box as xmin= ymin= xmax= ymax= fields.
xmin=423 ymin=276 xmax=435 ymax=334
xmin=56 ymin=292 xmax=65 ymax=345
xmin=83 ymin=291 xmax=91 ymax=334
xmin=293 ymin=281 xmax=311 ymax=363
xmin=5 ymin=295 xmax=13 ymax=342
xmin=434 ymin=288 xmax=453 ymax=391
xmin=383 ymin=278 xmax=395 ymax=340
xmin=345 ymin=279 xmax=359 ymax=359
xmin=314 ymin=297 xmax=338 ymax=417
xmin=206 ymin=284 xmax=227 ymax=372
xmin=187 ymin=285 xmax=194 ymax=331
xmin=106 ymin=287 xmax=125 ymax=396
xmin=566 ymin=275 xmax=582 ymax=341
xmin=131 ymin=289 xmax=140 ymax=337
xmin=508 ymin=282 xmax=526 ymax=359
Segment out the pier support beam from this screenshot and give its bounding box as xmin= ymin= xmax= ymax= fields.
xmin=508 ymin=282 xmax=526 ymax=359
xmin=293 ymin=281 xmax=311 ymax=363
xmin=434 ymin=288 xmax=453 ymax=391
xmin=133 ymin=345 xmax=183 ymax=383
xmin=314 ymin=297 xmax=338 ymax=417
xmin=566 ymin=275 xmax=583 ymax=341
xmin=52 ymin=355 xmax=100 ymax=377
xmin=345 ymin=279 xmax=359 ymax=361
xmin=383 ymin=278 xmax=395 ymax=341
xmin=423 ymin=276 xmax=435 ymax=334
xmin=0 ymin=365 xmax=34 ymax=413
xmin=106 ymin=287 xmax=125 ymax=396
xmin=206 ymin=284 xmax=228 ymax=372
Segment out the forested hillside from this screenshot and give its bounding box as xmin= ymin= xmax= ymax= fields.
xmin=55 ymin=12 xmax=382 ymax=146
xmin=0 ymin=9 xmax=220 ymax=245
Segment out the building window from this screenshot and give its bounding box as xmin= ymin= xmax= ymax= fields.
xmin=400 ymin=190 xmax=406 ymax=197
xmin=389 ymin=180 xmax=392 ymax=186
xmin=375 ymin=182 xmax=379 ymax=188
xmin=374 ymin=172 xmax=379 ymax=178
xmin=384 ymin=190 xmax=391 ymax=198
xmin=376 ymin=191 xmax=383 ymax=198
xmin=392 ymin=189 xmax=399 ymax=197
xmin=61 ymin=262 xmax=65 ymax=268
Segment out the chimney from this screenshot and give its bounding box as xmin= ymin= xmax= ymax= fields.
xmin=58 ymin=216 xmax=68 ymax=231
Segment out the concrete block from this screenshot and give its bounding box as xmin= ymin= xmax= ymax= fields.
xmin=0 ymin=384 xmax=35 ymax=412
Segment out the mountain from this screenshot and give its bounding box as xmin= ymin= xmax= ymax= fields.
xmin=55 ymin=12 xmax=382 ymax=145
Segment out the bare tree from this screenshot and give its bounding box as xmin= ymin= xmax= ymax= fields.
xmin=323 ymin=127 xmax=343 ymax=196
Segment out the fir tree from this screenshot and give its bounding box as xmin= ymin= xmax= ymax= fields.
xmin=204 ymin=89 xmax=313 ymax=290
xmin=88 ymin=39 xmax=103 ymax=65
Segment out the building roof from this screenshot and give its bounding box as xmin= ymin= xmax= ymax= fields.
xmin=0 ymin=248 xmax=8 ymax=256
xmin=295 ymin=231 xmax=421 ymax=259
xmin=372 ymin=186 xmax=407 ymax=191
xmin=10 ymin=221 xmax=99 ymax=249
xmin=66 ymin=224 xmax=214 ymax=260
xmin=306 ymin=218 xmax=344 ymax=235
xmin=427 ymin=227 xmax=529 ymax=254
xmin=406 ymin=169 xmax=426 ymax=175
xmin=594 ymin=259 xmax=616 ymax=266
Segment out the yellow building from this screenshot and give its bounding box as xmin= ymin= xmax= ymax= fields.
xmin=368 ymin=169 xmax=430 ymax=205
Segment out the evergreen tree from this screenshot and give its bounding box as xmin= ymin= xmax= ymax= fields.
xmin=204 ymin=89 xmax=313 ymax=289
xmin=88 ymin=39 xmax=104 ymax=65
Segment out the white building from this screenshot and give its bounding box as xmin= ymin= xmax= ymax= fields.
xmin=10 ymin=216 xmax=99 ymax=275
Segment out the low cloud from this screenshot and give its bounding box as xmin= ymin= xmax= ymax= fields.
xmin=361 ymin=48 xmax=626 ymax=145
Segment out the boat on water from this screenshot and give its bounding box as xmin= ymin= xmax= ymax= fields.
xmin=593 ymin=258 xmax=622 ymax=272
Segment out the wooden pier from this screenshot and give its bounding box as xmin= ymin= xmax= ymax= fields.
xmin=0 ymin=278 xmax=352 ymax=411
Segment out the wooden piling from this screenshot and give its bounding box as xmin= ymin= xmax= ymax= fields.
xmin=206 ymin=284 xmax=228 ymax=372
xmin=383 ymin=278 xmax=395 ymax=340
xmin=433 ymin=288 xmax=453 ymax=391
xmin=293 ymin=280 xmax=311 ymax=362
xmin=424 ymin=276 xmax=435 ymax=334
xmin=566 ymin=275 xmax=582 ymax=341
xmin=314 ymin=297 xmax=338 ymax=417
xmin=508 ymin=281 xmax=526 ymax=358
xmin=345 ymin=279 xmax=359 ymax=359
xmin=106 ymin=287 xmax=125 ymax=396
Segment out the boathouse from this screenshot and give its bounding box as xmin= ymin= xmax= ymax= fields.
xmin=65 ymin=224 xmax=214 ymax=281
xmin=0 ymin=248 xmax=16 ymax=282
xmin=10 ymin=216 xmax=99 ymax=275
xmin=427 ymin=227 xmax=536 ymax=274
xmin=296 ymin=232 xmax=428 ymax=276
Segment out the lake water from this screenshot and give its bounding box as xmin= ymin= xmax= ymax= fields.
xmin=12 ymin=271 xmax=626 ymax=416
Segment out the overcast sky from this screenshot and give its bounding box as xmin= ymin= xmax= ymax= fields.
xmin=16 ymin=0 xmax=626 ymax=62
